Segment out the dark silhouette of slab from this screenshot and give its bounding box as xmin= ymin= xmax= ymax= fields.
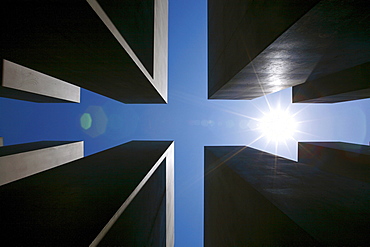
xmin=97 ymin=0 xmax=154 ymax=76
xmin=293 ymin=62 xmax=370 ymax=103
xmin=208 ymin=0 xmax=370 ymax=101
xmin=0 ymin=141 xmax=174 ymax=246
xmin=98 ymin=160 xmax=166 ymax=246
xmin=208 ymin=0 xmax=319 ymax=99
xmin=298 ymin=142 xmax=370 ymax=182
xmin=205 ymin=145 xmax=370 ymax=246
xmin=204 ymin=147 xmax=318 ymax=247
xmin=1 ymin=0 xmax=168 ymax=103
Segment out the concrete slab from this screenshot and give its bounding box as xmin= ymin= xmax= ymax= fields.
xmin=293 ymin=62 xmax=370 ymax=103
xmin=0 ymin=141 xmax=83 ymax=186
xmin=1 ymin=59 xmax=80 ymax=103
xmin=208 ymin=0 xmax=319 ymax=99
xmin=1 ymin=0 xmax=168 ymax=103
xmin=94 ymin=0 xmax=155 ymax=77
xmin=208 ymin=0 xmax=370 ymax=101
xmin=0 ymin=141 xmax=174 ymax=246
xmin=204 ymin=146 xmax=318 ymax=246
xmin=298 ymin=142 xmax=370 ymax=182
xmin=205 ymin=145 xmax=370 ymax=246
xmin=94 ymin=141 xmax=174 ymax=247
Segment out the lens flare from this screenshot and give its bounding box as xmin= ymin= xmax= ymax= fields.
xmin=80 ymin=113 xmax=92 ymax=130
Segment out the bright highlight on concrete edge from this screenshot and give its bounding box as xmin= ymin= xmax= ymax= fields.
xmin=258 ymin=109 xmax=297 ymax=142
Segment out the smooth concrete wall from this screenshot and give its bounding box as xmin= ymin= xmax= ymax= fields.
xmin=208 ymin=0 xmax=370 ymax=101
xmin=98 ymin=160 xmax=167 ymax=246
xmin=91 ymin=141 xmax=174 ymax=247
xmin=204 ymin=147 xmax=318 ymax=246
xmin=1 ymin=0 xmax=168 ymax=103
xmin=298 ymin=142 xmax=370 ymax=182
xmin=94 ymin=0 xmax=155 ymax=76
xmin=208 ymin=0 xmax=319 ymax=99
xmin=0 ymin=141 xmax=83 ymax=186
xmin=0 ymin=141 xmax=174 ymax=246
xmin=205 ymin=145 xmax=370 ymax=246
xmin=293 ymin=62 xmax=370 ymax=103
xmin=1 ymin=59 xmax=80 ymax=103
xmin=87 ymin=0 xmax=168 ymax=103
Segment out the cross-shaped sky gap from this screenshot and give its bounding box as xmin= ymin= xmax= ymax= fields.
xmin=1 ymin=0 xmax=369 ymax=246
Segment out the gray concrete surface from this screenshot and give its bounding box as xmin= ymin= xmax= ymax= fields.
xmin=208 ymin=0 xmax=370 ymax=101
xmin=0 ymin=141 xmax=83 ymax=186
xmin=293 ymin=62 xmax=370 ymax=103
xmin=0 ymin=137 xmax=3 ymax=147
xmin=204 ymin=147 xmax=318 ymax=246
xmin=298 ymin=142 xmax=370 ymax=182
xmin=91 ymin=141 xmax=174 ymax=247
xmin=1 ymin=0 xmax=168 ymax=103
xmin=208 ymin=0 xmax=319 ymax=99
xmin=0 ymin=141 xmax=174 ymax=246
xmin=205 ymin=145 xmax=370 ymax=246
xmin=1 ymin=59 xmax=80 ymax=103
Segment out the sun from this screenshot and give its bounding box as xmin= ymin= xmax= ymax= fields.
xmin=258 ymin=108 xmax=297 ymax=142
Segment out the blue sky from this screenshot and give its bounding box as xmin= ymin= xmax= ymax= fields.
xmin=1 ymin=0 xmax=370 ymax=246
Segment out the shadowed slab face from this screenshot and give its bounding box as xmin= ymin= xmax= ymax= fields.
xmin=204 ymin=146 xmax=319 ymax=246
xmin=98 ymin=160 xmax=166 ymax=246
xmin=293 ymin=62 xmax=370 ymax=103
xmin=208 ymin=0 xmax=320 ymax=99
xmin=298 ymin=142 xmax=370 ymax=182
xmin=205 ymin=146 xmax=370 ymax=246
xmin=1 ymin=0 xmax=166 ymax=103
xmin=208 ymin=0 xmax=370 ymax=100
xmin=97 ymin=0 xmax=155 ymax=76
xmin=0 ymin=141 xmax=172 ymax=246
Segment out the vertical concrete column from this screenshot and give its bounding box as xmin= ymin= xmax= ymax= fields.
xmin=92 ymin=141 xmax=174 ymax=247
xmin=208 ymin=0 xmax=369 ymax=101
xmin=207 ymin=0 xmax=320 ymax=99
xmin=0 ymin=141 xmax=174 ymax=246
xmin=205 ymin=145 xmax=370 ymax=246
xmin=204 ymin=146 xmax=318 ymax=246
xmin=2 ymin=0 xmax=168 ymax=103
xmin=0 ymin=141 xmax=84 ymax=186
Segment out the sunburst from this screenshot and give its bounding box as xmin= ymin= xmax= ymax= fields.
xmin=257 ymin=108 xmax=297 ymax=143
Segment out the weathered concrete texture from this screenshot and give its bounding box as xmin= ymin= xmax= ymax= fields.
xmin=1 ymin=0 xmax=168 ymax=103
xmin=1 ymin=59 xmax=80 ymax=103
xmin=0 ymin=141 xmax=83 ymax=186
xmin=208 ymin=0 xmax=320 ymax=99
xmin=205 ymin=145 xmax=370 ymax=246
xmin=0 ymin=137 xmax=3 ymax=147
xmin=209 ymin=0 xmax=370 ymax=101
xmin=0 ymin=141 xmax=174 ymax=247
xmin=298 ymin=142 xmax=370 ymax=182
xmin=293 ymin=62 xmax=370 ymax=103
